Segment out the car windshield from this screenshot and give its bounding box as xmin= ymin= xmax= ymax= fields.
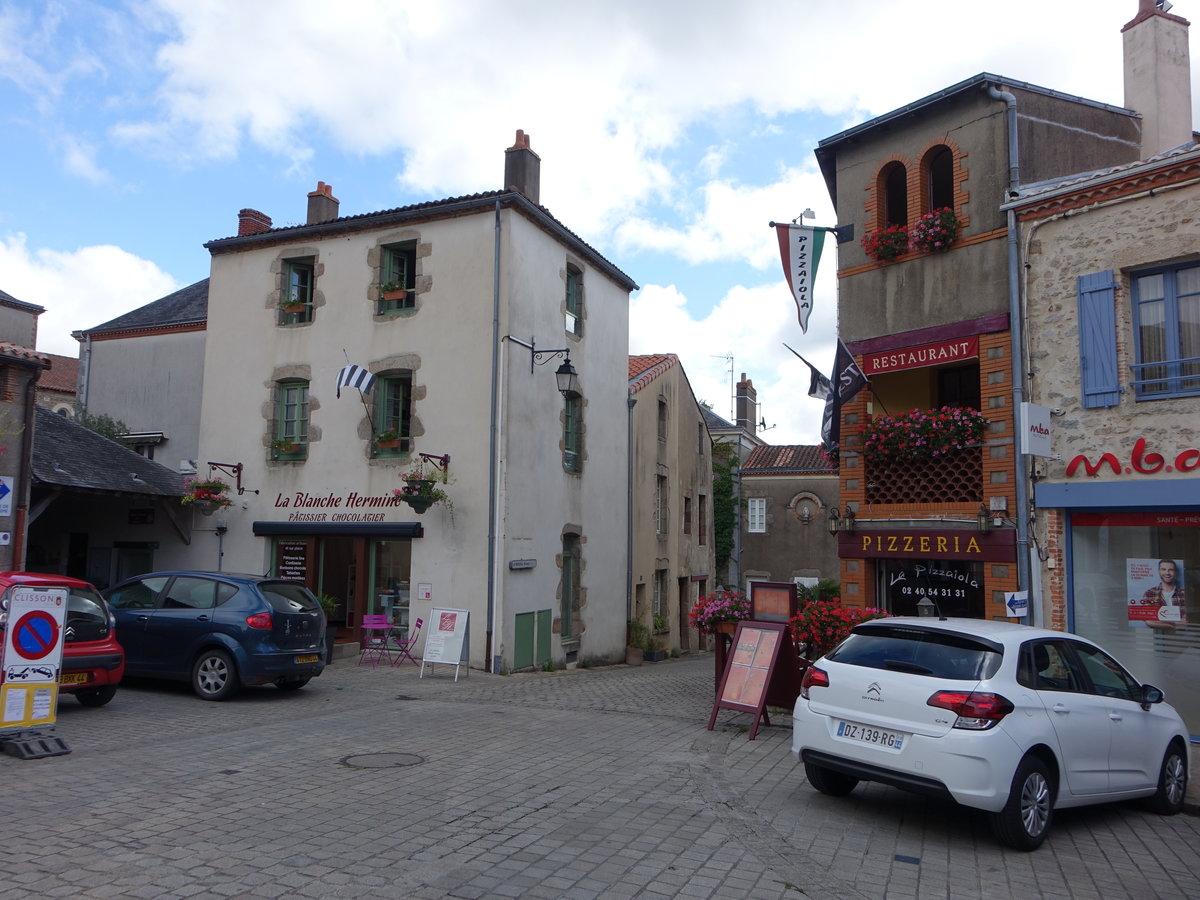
xmin=260 ymin=581 xmax=320 ymax=614
xmin=825 ymin=625 xmax=1003 ymax=680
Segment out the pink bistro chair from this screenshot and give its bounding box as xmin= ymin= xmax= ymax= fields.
xmin=389 ymin=617 xmax=424 ymax=667
xmin=358 ymin=614 xmax=394 ymax=667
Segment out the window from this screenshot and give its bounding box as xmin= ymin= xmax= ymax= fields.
xmin=924 ymin=145 xmax=954 ymax=212
xmin=882 ymin=162 xmax=908 ymax=227
xmin=380 ymin=244 xmax=417 ymax=314
xmin=565 ymin=266 xmax=582 ymax=335
xmin=698 ymin=494 xmax=707 ymax=545
xmin=683 ymin=496 xmax=692 ymax=534
xmin=277 ymin=380 xmax=309 ymax=453
xmin=563 ymin=393 xmax=582 ymax=472
xmin=747 ymin=497 xmax=766 ymax=533
xmin=1132 ymin=262 xmax=1200 ymax=399
xmin=281 ymin=258 xmax=314 ymax=324
xmin=653 ymin=569 xmax=667 ymax=618
xmin=655 ymin=474 xmax=668 ymax=535
xmin=698 ymin=422 xmax=706 ymax=455
xmin=657 ymin=398 xmax=667 ymax=441
xmin=561 ymin=534 xmax=580 ymax=640
xmin=375 ymin=372 xmax=412 ymax=456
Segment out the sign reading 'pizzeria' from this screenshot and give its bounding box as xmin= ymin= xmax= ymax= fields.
xmin=863 ymin=336 xmax=979 ymax=375
xmin=839 ymin=529 xmax=1016 ymax=562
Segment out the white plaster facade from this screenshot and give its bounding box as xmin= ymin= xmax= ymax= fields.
xmin=199 ymin=181 xmax=635 ymax=673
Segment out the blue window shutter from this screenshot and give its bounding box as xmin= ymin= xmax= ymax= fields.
xmin=1077 ymin=271 xmax=1120 ymax=408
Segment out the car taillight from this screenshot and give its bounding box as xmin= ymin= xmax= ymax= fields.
xmin=246 ymin=612 xmax=273 ymax=630
xmin=800 ymin=665 xmax=829 ymax=699
xmin=927 ymin=690 xmax=1014 ymax=730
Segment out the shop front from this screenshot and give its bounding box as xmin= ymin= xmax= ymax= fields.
xmin=253 ymin=522 xmax=423 ymax=634
xmin=839 ymin=527 xmax=1018 ymax=619
xmin=1037 ymin=478 xmax=1200 ymax=742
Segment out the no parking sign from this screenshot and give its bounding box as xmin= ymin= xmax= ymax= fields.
xmin=1 ymin=587 xmax=68 ymax=730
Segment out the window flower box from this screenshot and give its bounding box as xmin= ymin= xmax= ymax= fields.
xmin=379 ymin=281 xmax=409 ymax=302
xmin=909 ymin=207 xmax=961 ymax=253
xmin=861 ymin=224 xmax=908 ymax=262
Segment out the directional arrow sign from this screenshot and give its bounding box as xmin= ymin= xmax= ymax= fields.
xmin=0 ymin=477 xmax=10 ymax=517
xmin=1005 ymin=591 xmax=1029 ymax=618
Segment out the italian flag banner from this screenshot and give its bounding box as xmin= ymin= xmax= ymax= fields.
xmin=774 ymin=224 xmax=827 ymax=333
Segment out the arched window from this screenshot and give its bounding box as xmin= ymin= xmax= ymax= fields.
xmin=882 ymin=162 xmax=908 ymax=227
xmin=924 ymin=145 xmax=954 ymax=212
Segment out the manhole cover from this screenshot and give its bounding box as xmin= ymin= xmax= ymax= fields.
xmin=341 ymin=752 xmax=424 ymax=769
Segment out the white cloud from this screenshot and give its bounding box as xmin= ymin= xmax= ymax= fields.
xmin=0 ymin=234 xmax=178 ymax=357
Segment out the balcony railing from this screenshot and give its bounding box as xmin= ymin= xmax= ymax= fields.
xmin=865 ymin=446 xmax=983 ymax=505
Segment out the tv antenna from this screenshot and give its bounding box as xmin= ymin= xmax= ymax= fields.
xmin=711 ymin=353 xmax=734 ymax=421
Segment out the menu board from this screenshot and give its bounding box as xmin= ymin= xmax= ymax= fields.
xmin=707 ymin=622 xmax=788 ymax=740
xmin=277 ymin=539 xmax=308 ymax=580
xmin=751 ymin=581 xmax=797 ymax=623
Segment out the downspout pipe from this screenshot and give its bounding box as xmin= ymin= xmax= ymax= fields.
xmin=988 ymin=82 xmax=1034 ymax=622
xmin=486 ymin=200 xmax=502 ymax=672
xmin=14 ymin=366 xmax=42 ymax=570
xmin=626 ymin=390 xmax=636 ymax=625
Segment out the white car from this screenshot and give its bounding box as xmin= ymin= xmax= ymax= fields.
xmin=791 ymin=617 xmax=1190 ymax=850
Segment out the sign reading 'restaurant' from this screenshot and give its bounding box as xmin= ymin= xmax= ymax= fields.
xmin=863 ymin=336 xmax=979 ymax=375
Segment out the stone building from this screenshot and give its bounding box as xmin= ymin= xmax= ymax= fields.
xmin=628 ymin=354 xmax=715 ymax=653
xmin=1012 ymin=3 xmax=1200 ymax=735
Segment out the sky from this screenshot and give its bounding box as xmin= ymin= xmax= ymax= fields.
xmin=3 ymin=0 xmax=1199 ymax=445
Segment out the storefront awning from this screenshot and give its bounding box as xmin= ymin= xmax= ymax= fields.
xmin=252 ymin=521 xmax=424 ymax=537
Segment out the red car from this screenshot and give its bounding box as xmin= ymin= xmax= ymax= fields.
xmin=0 ymin=571 xmax=125 ymax=707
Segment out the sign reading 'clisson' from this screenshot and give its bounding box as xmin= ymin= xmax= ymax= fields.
xmin=862 ymin=336 xmax=979 ymax=375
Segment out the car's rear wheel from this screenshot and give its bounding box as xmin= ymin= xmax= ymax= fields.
xmin=275 ymin=677 xmax=311 ymax=691
xmin=991 ymin=755 xmax=1053 ymax=851
xmin=191 ymin=649 xmax=239 ymax=701
xmin=74 ymin=684 xmax=117 ymax=707
xmin=804 ymin=760 xmax=859 ymax=796
xmin=1143 ymin=742 xmax=1188 ymax=815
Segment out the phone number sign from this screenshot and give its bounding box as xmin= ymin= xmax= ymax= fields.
xmin=1 ymin=587 xmax=68 ymax=730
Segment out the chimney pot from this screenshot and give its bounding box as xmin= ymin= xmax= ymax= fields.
xmin=504 ymin=129 xmax=541 ymax=205
xmin=307 ymin=181 xmax=340 ymax=225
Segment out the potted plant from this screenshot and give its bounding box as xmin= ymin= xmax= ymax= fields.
xmin=272 ymin=437 xmax=301 ymax=454
xmin=393 ymin=466 xmax=450 ymax=515
xmin=318 ymin=594 xmax=339 ymax=664
xmin=626 ymin=620 xmax=651 ymax=666
xmin=789 ymin=596 xmax=890 ymax=661
xmin=279 ymin=294 xmax=308 ymax=313
xmin=909 ymin=206 xmax=961 ymax=253
xmin=689 ymin=588 xmax=751 ymax=636
xmin=375 ymin=428 xmax=403 ymax=449
xmin=860 ymin=405 xmax=988 ymax=464
xmin=180 ymin=477 xmax=233 ymax=516
xmin=379 ymin=280 xmax=408 ymax=302
xmin=861 ymin=223 xmax=909 ymax=262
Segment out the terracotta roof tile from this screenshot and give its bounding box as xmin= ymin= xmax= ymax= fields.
xmin=743 ymin=444 xmax=834 ymax=474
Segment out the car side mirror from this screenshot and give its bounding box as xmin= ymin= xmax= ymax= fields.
xmin=1141 ymin=684 xmax=1164 ymax=710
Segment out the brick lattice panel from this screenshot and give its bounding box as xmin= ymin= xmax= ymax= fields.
xmin=865 ymin=448 xmax=983 ymax=505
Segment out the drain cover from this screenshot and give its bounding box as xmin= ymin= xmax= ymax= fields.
xmin=341 ymin=752 xmax=424 ymax=769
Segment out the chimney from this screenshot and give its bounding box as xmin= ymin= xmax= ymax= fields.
xmin=238 ymin=208 xmax=272 ymax=236
xmin=735 ymin=374 xmax=758 ymax=435
xmin=504 ymin=129 xmax=541 ymax=205
xmin=306 ymin=181 xmax=340 ymax=225
xmin=1122 ymin=0 xmax=1193 ymax=158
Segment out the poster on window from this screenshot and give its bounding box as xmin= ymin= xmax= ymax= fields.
xmin=1126 ymin=558 xmax=1187 ymax=626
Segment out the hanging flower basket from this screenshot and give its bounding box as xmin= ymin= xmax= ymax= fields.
xmin=393 ymin=467 xmax=450 ymax=515
xmin=180 ymin=478 xmax=233 ymax=515
xmin=909 ymin=207 xmax=961 ymax=253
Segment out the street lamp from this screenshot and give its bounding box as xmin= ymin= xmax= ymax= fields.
xmin=827 ymin=506 xmax=841 ymax=535
xmin=977 ymin=503 xmax=992 ymax=534
xmin=916 ymin=594 xmax=937 ymax=617
xmin=505 ymin=336 xmax=579 ymax=397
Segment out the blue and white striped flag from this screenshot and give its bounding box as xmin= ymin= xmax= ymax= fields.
xmin=336 ymin=364 xmax=376 ymax=398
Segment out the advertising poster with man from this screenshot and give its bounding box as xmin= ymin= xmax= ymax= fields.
xmin=1127 ymin=558 xmax=1187 ymax=627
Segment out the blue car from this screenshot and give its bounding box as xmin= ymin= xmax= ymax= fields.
xmin=105 ymin=571 xmax=326 ymax=700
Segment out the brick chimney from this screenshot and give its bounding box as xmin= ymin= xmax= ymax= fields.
xmin=306 ymin=181 xmax=340 ymax=225
xmin=504 ymin=129 xmax=541 ymax=205
xmin=1123 ymin=0 xmax=1193 ymax=158
xmin=735 ymin=374 xmax=758 ymax=435
xmin=238 ymin=208 xmax=272 ymax=236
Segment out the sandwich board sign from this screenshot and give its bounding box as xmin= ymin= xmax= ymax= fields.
xmin=707 ymin=621 xmax=788 ymax=740
xmin=421 ymin=607 xmax=469 ymax=682
xmin=1 ymin=586 xmax=68 ymax=730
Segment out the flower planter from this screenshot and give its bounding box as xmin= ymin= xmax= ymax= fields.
xmin=714 ymin=621 xmax=738 ymax=636
xmin=376 ymin=438 xmax=404 ymax=450
xmin=403 ymin=495 xmax=437 ymax=514
xmin=644 ymin=649 xmax=667 ymax=663
xmin=280 ymin=303 xmax=307 ymax=314
xmin=193 ymin=499 xmax=220 ymax=516
xmin=381 ymin=289 xmax=408 ymax=302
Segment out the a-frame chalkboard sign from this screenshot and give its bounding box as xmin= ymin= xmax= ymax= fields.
xmin=706 ymin=621 xmax=789 ymax=740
